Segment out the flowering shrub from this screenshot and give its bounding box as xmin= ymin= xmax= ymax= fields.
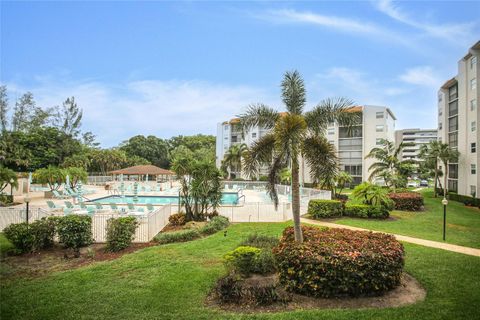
xmin=274 ymin=226 xmax=404 ymax=297
xmin=307 ymin=200 xmax=343 ymax=218
xmin=388 ymin=192 xmax=424 ymax=211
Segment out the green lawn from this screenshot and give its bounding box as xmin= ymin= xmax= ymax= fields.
xmin=1 ymin=222 xmax=480 ymax=320
xmin=0 ymin=233 xmax=14 ymax=257
xmin=333 ymin=190 xmax=480 ymax=248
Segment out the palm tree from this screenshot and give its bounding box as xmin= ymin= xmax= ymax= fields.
xmin=419 ymin=141 xmax=443 ymax=197
xmin=437 ymin=143 xmax=460 ymax=198
xmin=365 ymin=139 xmax=413 ymax=190
xmin=240 ymin=70 xmax=358 ymax=243
xmin=221 ymin=143 xmax=248 ymax=179
xmin=335 ymin=171 xmax=353 ymax=196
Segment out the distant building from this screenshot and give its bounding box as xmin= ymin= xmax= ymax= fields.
xmin=437 ymin=41 xmax=479 ymax=197
xmin=395 ymin=129 xmax=438 ymax=162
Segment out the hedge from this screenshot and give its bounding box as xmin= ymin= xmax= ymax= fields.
xmin=448 ymin=193 xmax=480 ymax=207
xmin=3 ymin=218 xmax=56 ymax=254
xmin=307 ymin=199 xmax=343 ymax=218
xmin=106 ymin=217 xmax=139 ymax=252
xmin=344 ymin=204 xmax=389 ymax=219
xmin=274 ymin=226 xmax=404 ymax=298
xmin=388 ymin=192 xmax=424 ymax=211
xmin=56 ymin=215 xmax=93 ymax=256
xmin=155 ymin=216 xmax=230 ymax=244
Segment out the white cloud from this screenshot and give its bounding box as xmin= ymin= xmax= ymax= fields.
xmin=374 ymin=0 xmax=476 ymax=45
xmin=4 ymin=78 xmax=275 ymax=147
xmin=399 ymin=66 xmax=439 ymax=87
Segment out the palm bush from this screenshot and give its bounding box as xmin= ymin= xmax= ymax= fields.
xmin=220 ymin=143 xmax=248 ymax=179
xmin=352 ymin=182 xmax=393 ymax=208
xmin=240 ymin=70 xmax=358 ymax=242
xmin=0 ymin=166 xmax=18 ymax=194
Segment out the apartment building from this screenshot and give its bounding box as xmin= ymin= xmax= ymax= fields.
xmin=438 ymin=41 xmax=480 ymax=197
xmin=395 ymin=129 xmax=438 ymax=162
xmin=216 ymin=105 xmax=396 ymax=185
xmin=300 ymin=105 xmax=396 ymax=186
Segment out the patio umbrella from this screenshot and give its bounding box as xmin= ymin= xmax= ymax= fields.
xmin=133 ymin=181 xmax=139 ymax=203
xmin=76 ymin=181 xmax=84 ymax=203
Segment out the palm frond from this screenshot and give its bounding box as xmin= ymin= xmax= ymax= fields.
xmin=302 ymin=136 xmax=339 ymax=189
xmin=266 ymin=154 xmax=286 ymax=208
xmin=281 ymin=70 xmax=306 ymax=115
xmin=238 ymin=104 xmax=279 ymax=134
xmin=273 ymin=113 xmax=307 ymax=164
xmin=304 ymin=97 xmax=358 ymax=136
xmin=242 ymin=133 xmax=276 ymax=178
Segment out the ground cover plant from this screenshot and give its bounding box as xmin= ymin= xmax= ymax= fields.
xmin=155 ymin=216 xmax=229 ymax=244
xmin=1 ymin=222 xmax=479 ymax=319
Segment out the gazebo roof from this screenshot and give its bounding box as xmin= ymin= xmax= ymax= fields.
xmin=109 ymin=165 xmax=174 ymax=176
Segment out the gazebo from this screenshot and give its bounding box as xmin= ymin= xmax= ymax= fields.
xmin=109 ymin=165 xmax=175 ymax=182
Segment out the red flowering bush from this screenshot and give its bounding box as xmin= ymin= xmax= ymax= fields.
xmin=273 ymin=226 xmax=404 ymax=298
xmin=388 ymin=192 xmax=424 ymax=211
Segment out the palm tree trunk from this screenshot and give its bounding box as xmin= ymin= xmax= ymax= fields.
xmin=443 ymin=162 xmax=448 ymax=198
xmin=291 ymin=161 xmax=303 ymax=243
xmin=434 ymin=160 xmax=438 ymax=197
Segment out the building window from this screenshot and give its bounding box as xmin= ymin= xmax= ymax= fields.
xmin=231 ymin=136 xmax=238 ymax=143
xmin=472 ymin=99 xmax=477 ymax=111
xmin=448 ymin=179 xmax=458 ymax=193
xmin=448 ymin=132 xmax=458 ymax=148
xmin=472 ymin=121 xmax=477 ymax=132
xmin=224 ymin=126 xmax=229 ymax=131
xmin=471 ymin=164 xmax=476 ymax=175
xmin=328 ymin=122 xmax=334 ymax=127
xmin=327 ymin=128 xmax=335 ymax=135
xmin=472 ymin=78 xmax=477 ymax=90
xmin=472 ymin=143 xmax=476 ymax=153
xmin=339 ymin=126 xmax=362 ymax=138
xmin=251 ymin=133 xmax=256 ymax=139
xmin=470 ymin=185 xmax=476 ymax=197
xmin=448 ymin=100 xmax=458 ymax=117
xmin=449 ymin=164 xmax=459 ymax=179
xmin=376 ymin=112 xmax=384 ymax=119
xmin=472 ymin=56 xmax=478 ymax=69
xmin=376 ymin=125 xmax=384 ymax=132
xmin=449 ymin=84 xmax=458 ymax=101
xmin=439 ymin=107 xmax=442 ymax=116
xmin=439 ymin=122 xmax=442 ymax=130
xmin=376 ymin=138 xmax=382 ymax=145
xmin=438 ymin=93 xmax=442 ymax=102
xmin=448 ymin=117 xmax=458 ymax=132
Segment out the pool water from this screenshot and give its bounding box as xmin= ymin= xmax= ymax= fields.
xmin=92 ymin=192 xmax=239 ymax=205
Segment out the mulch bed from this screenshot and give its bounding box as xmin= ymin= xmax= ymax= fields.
xmin=206 ymin=273 xmax=426 ymax=313
xmin=0 ymin=242 xmax=156 ymax=280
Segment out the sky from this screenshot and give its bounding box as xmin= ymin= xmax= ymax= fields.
xmin=1 ymin=0 xmax=479 ymax=147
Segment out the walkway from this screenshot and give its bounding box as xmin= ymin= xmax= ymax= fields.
xmin=301 ymin=217 xmax=480 ymax=257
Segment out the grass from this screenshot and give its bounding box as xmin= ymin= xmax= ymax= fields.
xmin=0 ymin=233 xmax=15 ymax=257
xmin=333 ymin=190 xmax=480 ymax=248
xmin=1 ymin=222 xmax=480 ymax=320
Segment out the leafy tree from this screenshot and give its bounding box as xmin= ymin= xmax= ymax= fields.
xmin=168 ymin=134 xmax=215 ymax=153
xmin=240 ymin=70 xmax=358 ymax=243
xmin=65 ymin=167 xmax=88 ymax=188
xmin=120 ymin=135 xmax=169 ymax=168
xmin=335 ymin=171 xmax=353 ymax=195
xmin=0 ymin=85 xmax=8 ymax=132
xmin=366 ymin=139 xmax=414 ymax=190
xmin=82 ymin=131 xmax=100 ymax=148
xmin=62 ymin=153 xmax=91 ymax=170
xmin=0 ymin=166 xmax=18 ymax=193
xmin=34 ymin=166 xmax=66 ymax=191
xmin=221 ymin=143 xmax=248 ymax=179
xmin=12 ymin=92 xmax=36 ymax=132
xmin=53 ymin=97 xmax=83 ymax=136
xmin=88 ymin=149 xmax=128 ymax=175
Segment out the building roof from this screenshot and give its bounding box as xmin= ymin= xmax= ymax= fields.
xmin=441 ymin=77 xmax=457 ymax=89
xmin=109 ymin=165 xmax=174 ymax=176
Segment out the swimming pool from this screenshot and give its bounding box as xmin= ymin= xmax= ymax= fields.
xmin=92 ymin=192 xmax=240 ymax=205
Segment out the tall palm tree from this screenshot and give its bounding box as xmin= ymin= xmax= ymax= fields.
xmin=419 ymin=140 xmax=443 ymax=197
xmin=437 ymin=143 xmax=460 ymax=198
xmin=221 ymin=143 xmax=248 ymax=179
xmin=240 ymin=70 xmax=358 ymax=243
xmin=365 ymin=139 xmax=413 ymax=190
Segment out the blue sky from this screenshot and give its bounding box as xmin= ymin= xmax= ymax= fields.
xmin=1 ymin=1 xmax=479 ymax=147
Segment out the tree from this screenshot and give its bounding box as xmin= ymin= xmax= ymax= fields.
xmin=335 ymin=171 xmax=353 ymax=195
xmin=221 ymin=143 xmax=248 ymax=179
xmin=0 ymin=86 xmax=8 ymax=132
xmin=53 ymin=97 xmax=83 ymax=136
xmin=437 ymin=143 xmax=460 ymax=198
xmin=34 ymin=166 xmax=66 ymax=191
xmin=279 ymin=168 xmax=291 ymax=185
xmin=65 ymin=167 xmax=88 ymax=188
xmin=365 ymin=139 xmax=414 ymax=190
xmin=0 ymin=167 xmax=18 ymax=193
xmin=419 ymin=140 xmax=444 ymax=197
xmin=62 ymin=153 xmax=91 ymax=170
xmin=12 ymin=92 xmax=36 ymax=132
xmin=120 ymin=135 xmax=169 ymax=168
xmin=240 ymin=70 xmax=358 ymax=243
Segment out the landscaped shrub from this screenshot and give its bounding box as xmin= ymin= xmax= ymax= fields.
xmin=252 ymin=249 xmax=277 ymax=275
xmin=448 ymin=193 xmax=480 ymax=207
xmin=307 ymin=199 xmax=343 ymax=218
xmin=333 ymin=194 xmax=349 ymax=201
xmin=106 ymin=217 xmax=139 ymax=252
xmin=155 ymin=229 xmax=201 ymax=244
xmin=56 ymin=215 xmax=93 ymax=257
xmin=241 ymin=234 xmax=279 ymax=249
xmin=224 ymin=246 xmax=261 ymax=276
xmin=214 ymin=273 xmax=243 ymax=303
xmin=168 ymin=212 xmax=186 ymax=226
xmin=3 ymin=223 xmax=35 ymax=254
xmin=274 ymin=226 xmax=404 ymax=298
xmin=0 ymin=194 xmax=14 ymax=206
xmin=246 ymin=284 xmax=283 ymax=306
xmin=29 ymin=218 xmax=56 ymax=250
xmin=199 ymin=216 xmax=229 ymax=235
xmin=344 ymin=204 xmax=389 ymax=219
xmin=388 ymin=192 xmax=424 ymax=211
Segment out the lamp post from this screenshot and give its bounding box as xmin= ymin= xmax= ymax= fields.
xmin=24 ymin=194 xmax=31 ymax=225
xmin=441 ymin=197 xmax=448 ymax=241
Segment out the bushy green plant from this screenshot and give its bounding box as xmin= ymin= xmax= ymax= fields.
xmin=0 ymin=194 xmax=14 ymax=206
xmin=155 ymin=229 xmax=201 ymax=244
xmin=168 ymin=213 xmax=186 ymax=226
xmin=57 ymin=215 xmax=93 ymax=257
xmin=29 ymin=218 xmax=56 ymax=249
xmin=352 ymin=182 xmax=394 ymax=208
xmin=3 ymin=223 xmax=34 ymax=254
xmin=448 ymin=193 xmax=480 ymax=207
xmin=253 ymin=249 xmax=277 ymax=275
xmin=64 ymin=167 xmax=87 ymax=188
xmin=224 ymin=246 xmax=261 ymax=276
xmin=214 ymin=273 xmax=243 ymax=303
xmin=307 ymin=199 xmax=343 ymax=218
xmin=274 ymin=226 xmax=404 ymax=298
xmin=199 ymin=216 xmax=229 ymax=235
xmin=344 ymin=204 xmax=389 ymax=219
xmin=106 ymin=217 xmax=139 ymax=252
xmin=0 ymin=166 xmax=18 ymax=194
xmin=388 ymin=192 xmax=424 ymax=211
xmin=33 ymin=166 xmax=66 ymax=191
xmin=241 ymin=234 xmax=279 ymax=249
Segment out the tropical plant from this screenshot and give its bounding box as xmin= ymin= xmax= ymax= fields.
xmin=335 ymin=171 xmax=353 ymax=195
xmin=279 ymin=168 xmax=291 ymax=185
xmin=65 ymin=167 xmax=88 ymax=188
xmin=240 ymin=70 xmax=358 ymax=243
xmin=437 ymin=143 xmax=460 ymax=197
xmin=419 ymin=141 xmax=445 ymax=197
xmin=365 ymin=139 xmax=414 ymax=190
xmin=352 ymin=182 xmax=393 ymax=207
xmin=0 ymin=166 xmax=18 ymax=193
xmin=221 ymin=143 xmax=248 ymax=179
xmin=33 ymin=166 xmax=66 ymax=191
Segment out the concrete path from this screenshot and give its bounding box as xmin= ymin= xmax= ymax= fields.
xmin=301 ymin=217 xmax=480 ymax=257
